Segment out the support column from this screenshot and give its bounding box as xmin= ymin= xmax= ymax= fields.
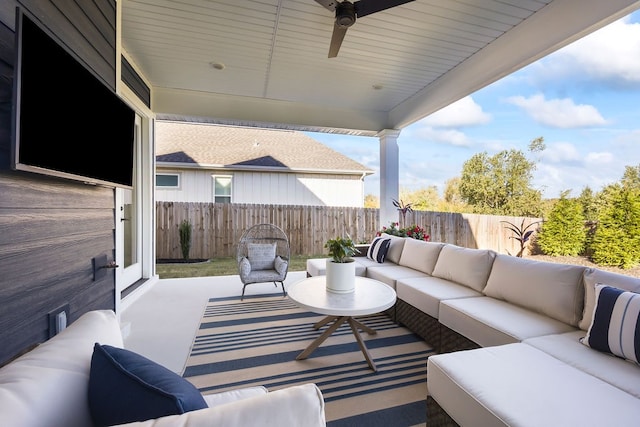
xmin=378 ymin=129 xmax=401 ymax=229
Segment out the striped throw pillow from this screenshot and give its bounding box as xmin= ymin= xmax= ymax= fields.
xmin=582 ymin=284 xmax=640 ymax=364
xmin=367 ymin=237 xmax=391 ymax=263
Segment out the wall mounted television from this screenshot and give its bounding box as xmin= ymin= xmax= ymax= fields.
xmin=11 ymin=9 xmax=135 ymax=188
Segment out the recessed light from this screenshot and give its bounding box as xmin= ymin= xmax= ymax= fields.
xmin=210 ymin=62 xmax=225 ymax=70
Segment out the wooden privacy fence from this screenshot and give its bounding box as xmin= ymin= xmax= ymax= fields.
xmin=156 ymin=202 xmax=541 ymax=259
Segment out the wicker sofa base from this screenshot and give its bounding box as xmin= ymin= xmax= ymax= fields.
xmin=439 ymin=323 xmax=481 ymax=353
xmin=427 ymin=395 xmax=460 ymax=427
xmin=395 ymin=298 xmax=440 ymax=351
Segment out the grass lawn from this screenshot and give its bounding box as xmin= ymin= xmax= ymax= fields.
xmin=156 ymin=254 xmax=324 ymax=279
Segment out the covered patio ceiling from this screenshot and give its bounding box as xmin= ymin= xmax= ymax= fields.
xmin=120 ymin=0 xmax=640 ymax=136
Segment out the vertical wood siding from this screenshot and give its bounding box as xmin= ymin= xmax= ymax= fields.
xmin=0 ymin=1 xmax=118 ymax=366
xmin=156 ymin=202 xmax=541 ymax=259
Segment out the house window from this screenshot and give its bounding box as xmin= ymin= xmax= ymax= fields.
xmin=156 ymin=173 xmax=179 ymax=188
xmin=213 ymin=175 xmax=232 ymax=203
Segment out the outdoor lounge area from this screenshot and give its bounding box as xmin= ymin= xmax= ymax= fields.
xmin=3 ymin=1 xmax=640 ymax=426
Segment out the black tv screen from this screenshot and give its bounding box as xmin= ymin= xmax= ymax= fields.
xmin=12 ymin=10 xmax=135 ymax=188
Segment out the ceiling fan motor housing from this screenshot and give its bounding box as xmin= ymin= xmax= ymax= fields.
xmin=336 ymin=1 xmax=356 ymax=28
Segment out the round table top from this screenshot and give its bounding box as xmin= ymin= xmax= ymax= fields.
xmin=287 ymin=276 xmax=397 ymax=316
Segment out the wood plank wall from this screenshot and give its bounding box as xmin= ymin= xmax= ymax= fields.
xmin=0 ymin=1 xmax=118 ymax=366
xmin=156 ymin=202 xmax=542 ymax=259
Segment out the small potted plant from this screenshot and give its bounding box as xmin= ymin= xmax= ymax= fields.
xmin=324 ymin=235 xmax=360 ymax=293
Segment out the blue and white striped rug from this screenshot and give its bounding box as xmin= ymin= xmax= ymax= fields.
xmin=182 ymin=294 xmax=433 ymax=426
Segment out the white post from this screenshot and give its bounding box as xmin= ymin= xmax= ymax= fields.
xmin=378 ymin=129 xmax=401 ymax=229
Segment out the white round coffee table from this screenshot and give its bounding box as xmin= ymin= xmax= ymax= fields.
xmin=287 ymin=276 xmax=396 ymax=371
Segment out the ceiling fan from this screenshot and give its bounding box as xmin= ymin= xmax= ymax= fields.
xmin=314 ymin=0 xmax=415 ymax=58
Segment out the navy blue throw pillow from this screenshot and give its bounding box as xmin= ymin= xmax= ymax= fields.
xmin=367 ymin=237 xmax=391 ymax=263
xmin=88 ymin=344 xmax=207 ymax=426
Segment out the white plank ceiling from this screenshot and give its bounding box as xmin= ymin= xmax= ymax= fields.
xmin=121 ymin=0 xmax=640 ymax=135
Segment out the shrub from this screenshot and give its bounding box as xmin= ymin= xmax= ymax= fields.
xmin=591 ymin=186 xmax=640 ymax=268
xmin=537 ymin=194 xmax=586 ymax=256
xmin=179 ymin=219 xmax=192 ymax=261
xmin=377 ymin=222 xmax=430 ymax=241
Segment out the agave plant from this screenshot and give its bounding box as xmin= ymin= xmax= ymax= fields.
xmin=501 ymin=219 xmax=541 ymax=257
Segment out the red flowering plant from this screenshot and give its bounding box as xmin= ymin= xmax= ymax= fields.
xmin=377 ymin=222 xmax=430 ymax=241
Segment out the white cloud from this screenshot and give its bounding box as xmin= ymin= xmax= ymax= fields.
xmin=543 ymin=142 xmax=581 ymax=163
xmin=560 ymin=18 xmax=640 ymax=86
xmin=422 ymin=96 xmax=491 ymax=128
xmin=506 ymin=94 xmax=607 ymax=128
xmin=413 ymin=127 xmax=471 ymax=147
xmin=585 ymin=152 xmax=614 ymax=164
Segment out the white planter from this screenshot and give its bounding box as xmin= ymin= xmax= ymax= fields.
xmin=325 ymin=259 xmax=356 ymax=293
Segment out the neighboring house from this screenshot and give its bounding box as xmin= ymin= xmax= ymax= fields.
xmin=155 ymin=121 xmax=374 ymax=207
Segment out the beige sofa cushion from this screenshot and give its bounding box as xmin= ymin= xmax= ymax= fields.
xmin=431 ymin=245 xmax=496 ymax=292
xmin=427 ymin=343 xmax=640 ymax=427
xmin=398 ymin=239 xmax=445 ymax=275
xmin=380 ymin=233 xmax=406 ymax=264
xmin=579 ymin=268 xmax=640 ymax=330
xmin=484 ymin=255 xmax=585 ymax=327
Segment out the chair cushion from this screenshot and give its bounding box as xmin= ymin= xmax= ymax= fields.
xmin=582 ymin=284 xmax=640 ymax=364
xmin=88 ymin=344 xmax=207 ymax=426
xmin=248 ymin=243 xmax=276 ymax=270
xmin=274 ymin=255 xmax=288 ymax=275
xmin=239 ymin=257 xmax=251 ymax=277
xmin=367 ymin=236 xmax=391 ymax=263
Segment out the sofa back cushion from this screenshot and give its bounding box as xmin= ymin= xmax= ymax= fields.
xmin=398 ymin=239 xmax=445 ymax=275
xmin=381 ymin=233 xmax=406 ymax=264
xmin=431 ymin=245 xmax=496 ymax=292
xmin=484 ymin=255 xmax=585 ymax=327
xmin=580 ymin=268 xmax=640 ymax=330
xmin=0 ymin=310 xmax=123 ymax=427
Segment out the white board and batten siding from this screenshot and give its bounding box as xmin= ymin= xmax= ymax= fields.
xmin=156 ymin=168 xmax=366 ymax=207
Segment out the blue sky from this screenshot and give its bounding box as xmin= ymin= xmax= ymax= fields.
xmin=309 ymin=11 xmax=640 ymax=200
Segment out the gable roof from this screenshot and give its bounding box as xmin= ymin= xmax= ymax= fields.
xmin=155 ymin=121 xmax=373 ymax=175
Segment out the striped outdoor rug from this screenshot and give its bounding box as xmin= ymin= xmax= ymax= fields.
xmin=182 ymin=294 xmax=434 ymax=426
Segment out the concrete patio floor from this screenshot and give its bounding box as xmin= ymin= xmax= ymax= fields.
xmin=120 ymin=270 xmax=308 ymax=374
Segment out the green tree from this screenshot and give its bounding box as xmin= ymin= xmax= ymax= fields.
xmin=400 ymin=186 xmax=440 ymax=211
xmin=537 ymin=191 xmax=586 ymax=256
xmin=591 ymin=184 xmax=640 ymax=268
xmin=364 ymin=194 xmax=379 ymax=208
xmin=459 ymin=141 xmax=543 ymax=216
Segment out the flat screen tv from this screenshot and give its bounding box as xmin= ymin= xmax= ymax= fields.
xmin=11 ymin=9 xmax=135 ymax=188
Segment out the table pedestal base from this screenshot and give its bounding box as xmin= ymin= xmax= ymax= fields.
xmin=296 ymin=315 xmax=378 ymax=371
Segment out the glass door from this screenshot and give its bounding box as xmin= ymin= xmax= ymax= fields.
xmin=115 ymin=114 xmax=143 ymax=311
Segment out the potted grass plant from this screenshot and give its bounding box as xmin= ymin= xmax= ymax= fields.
xmin=324 ymin=235 xmax=360 ymax=293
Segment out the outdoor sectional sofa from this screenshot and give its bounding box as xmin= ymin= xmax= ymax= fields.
xmin=0 ymin=310 xmax=326 ymax=427
xmin=306 ymin=234 xmax=640 ymax=426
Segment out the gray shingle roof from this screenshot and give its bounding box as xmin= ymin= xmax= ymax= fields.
xmin=155 ymin=121 xmax=373 ymax=174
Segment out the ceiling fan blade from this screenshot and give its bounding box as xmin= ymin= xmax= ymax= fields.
xmin=354 ymin=0 xmax=415 ymax=18
xmin=314 ymin=0 xmax=338 ymax=12
xmin=328 ymin=24 xmax=348 ymax=58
